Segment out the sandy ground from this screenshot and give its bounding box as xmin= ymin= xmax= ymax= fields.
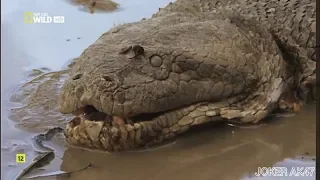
xmin=1 ymin=0 xmax=316 ymax=179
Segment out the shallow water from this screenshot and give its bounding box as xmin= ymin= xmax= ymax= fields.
xmin=1 ymin=0 xmax=316 ymax=179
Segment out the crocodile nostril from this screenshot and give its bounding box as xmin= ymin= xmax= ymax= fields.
xmin=132 ymin=45 xmax=144 ymax=56
xmin=119 ymin=45 xmax=145 ymax=59
xmin=72 ymin=74 xmax=82 ymax=80
xmin=103 ymin=75 xmax=113 ymax=81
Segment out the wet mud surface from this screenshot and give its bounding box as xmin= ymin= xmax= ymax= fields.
xmin=2 ymin=69 xmax=316 ymax=180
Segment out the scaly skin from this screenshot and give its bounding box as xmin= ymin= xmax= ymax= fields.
xmin=155 ymin=0 xmax=316 ymax=93
xmin=59 ymin=0 xmax=316 ymax=152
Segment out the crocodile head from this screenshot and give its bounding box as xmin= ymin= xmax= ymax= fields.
xmin=58 ymin=16 xmax=264 ymax=151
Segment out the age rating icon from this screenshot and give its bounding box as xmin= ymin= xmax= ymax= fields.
xmin=16 ymin=153 xmax=26 ymax=163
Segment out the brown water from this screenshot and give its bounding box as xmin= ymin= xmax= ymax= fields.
xmin=1 ymin=64 xmax=316 ymax=179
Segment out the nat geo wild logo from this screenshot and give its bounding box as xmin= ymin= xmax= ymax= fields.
xmin=24 ymin=12 xmax=65 ymax=24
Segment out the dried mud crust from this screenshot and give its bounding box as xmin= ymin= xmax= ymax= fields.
xmin=61 ymin=0 xmax=316 ymax=151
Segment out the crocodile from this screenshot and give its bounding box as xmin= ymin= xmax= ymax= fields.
xmin=59 ymin=0 xmax=316 ymax=152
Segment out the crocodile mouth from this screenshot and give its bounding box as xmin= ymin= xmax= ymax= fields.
xmin=69 ymin=105 xmax=164 ymax=127
xmin=64 ymin=92 xmax=250 ymax=152
xmin=64 ymin=103 xmax=201 ymax=152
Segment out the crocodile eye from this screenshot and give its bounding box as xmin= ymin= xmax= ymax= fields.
xmin=311 ymin=51 xmax=316 ymax=62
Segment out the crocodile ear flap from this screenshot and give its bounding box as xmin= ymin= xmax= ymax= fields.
xmin=119 ymin=45 xmax=144 ymax=59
